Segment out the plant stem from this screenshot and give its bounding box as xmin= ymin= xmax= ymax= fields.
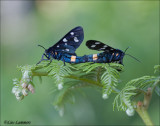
xmin=65 ymin=75 xmax=120 ymax=93
xmin=135 ymin=107 xmax=153 ymax=126
xmin=32 ymin=71 xmax=48 ymax=76
xmin=96 ymin=67 xmax=101 ymax=83
xmin=65 ymin=75 xmax=102 ymax=87
xmin=135 ymin=88 xmax=154 ymax=126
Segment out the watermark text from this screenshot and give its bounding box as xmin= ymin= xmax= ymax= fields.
xmin=4 ymin=120 xmax=31 ymax=125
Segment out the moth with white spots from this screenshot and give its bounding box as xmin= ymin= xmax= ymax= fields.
xmin=37 ymin=26 xmax=84 ymax=65
xmin=86 ymin=40 xmax=126 ymax=64
xmin=86 ymin=40 xmax=140 ymax=65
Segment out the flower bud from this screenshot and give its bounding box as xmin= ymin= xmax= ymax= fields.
xmin=16 ymin=95 xmax=24 ymax=101
xmin=21 ymin=83 xmax=27 ymax=88
xmin=13 ymin=81 xmax=17 ymax=85
xmin=12 ymin=86 xmax=19 ymax=94
xmin=23 ymin=70 xmax=29 ymax=79
xmin=22 ymin=70 xmax=32 ymax=83
xmin=28 ymin=84 xmax=35 ymax=93
xmin=30 ymin=88 xmax=35 ymax=94
xmin=59 ymin=107 xmax=64 ymax=117
xmin=13 ymin=78 xmax=19 ymax=85
xmin=13 ymin=78 xmax=18 ymax=82
xmin=22 ymin=89 xmax=28 ymax=96
xmin=28 ymin=84 xmax=34 ymax=90
xmin=126 ymin=107 xmax=135 ymax=116
xmin=102 ymin=93 xmax=108 ymax=99
xmin=15 ymin=90 xmax=23 ymax=97
xmin=58 ymin=83 xmax=63 ymax=90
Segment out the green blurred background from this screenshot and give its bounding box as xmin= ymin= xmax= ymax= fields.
xmin=1 ymin=1 xmax=159 ymax=125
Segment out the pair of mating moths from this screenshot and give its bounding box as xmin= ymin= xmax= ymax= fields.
xmin=37 ymin=26 xmax=139 ymax=65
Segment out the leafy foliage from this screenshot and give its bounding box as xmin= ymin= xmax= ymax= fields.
xmin=113 ymin=65 xmax=160 ymax=111
xmin=154 ymin=65 xmax=160 ymax=74
xmin=48 ymin=62 xmax=123 ymax=114
xmin=113 ymin=85 xmax=137 ymax=111
xmin=101 ymin=66 xmax=120 ymax=97
xmin=12 ymin=61 xmax=160 ymax=117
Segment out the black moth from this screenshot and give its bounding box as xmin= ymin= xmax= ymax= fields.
xmin=37 ymin=26 xmax=140 ymax=65
xmin=86 ymin=40 xmax=140 ymax=65
xmin=37 ymin=26 xmax=84 ymax=65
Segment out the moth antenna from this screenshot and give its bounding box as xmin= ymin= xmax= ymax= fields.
xmin=38 ymin=45 xmax=46 ymax=50
xmin=124 ymin=46 xmax=131 ymax=53
xmin=125 ymin=54 xmax=141 ymax=63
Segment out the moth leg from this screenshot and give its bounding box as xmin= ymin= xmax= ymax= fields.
xmin=118 ymin=60 xmax=124 ymax=66
xmin=46 ymin=58 xmax=53 ymax=66
xmin=63 ymin=57 xmax=66 ymax=66
xmin=44 ymin=53 xmax=50 ymax=60
xmin=37 ymin=60 xmax=42 ymax=65
xmin=37 ymin=54 xmax=48 ymax=65
xmin=109 ymin=55 xmax=114 ymax=63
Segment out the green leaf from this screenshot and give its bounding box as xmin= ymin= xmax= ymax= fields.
xmin=113 ymin=86 xmax=137 ymax=111
xmin=101 ymin=66 xmax=120 ymax=97
xmin=154 ymin=65 xmax=160 ymax=74
xmin=113 ymin=75 xmax=159 ymax=111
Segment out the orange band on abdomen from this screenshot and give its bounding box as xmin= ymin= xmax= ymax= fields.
xmin=71 ymin=55 xmax=76 ymax=62
xmin=93 ymin=54 xmax=98 ymax=61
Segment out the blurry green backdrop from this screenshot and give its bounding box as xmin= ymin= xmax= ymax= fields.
xmin=1 ymin=1 xmax=159 ymax=125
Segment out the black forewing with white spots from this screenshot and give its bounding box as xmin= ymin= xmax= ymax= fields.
xmin=86 ymin=40 xmax=116 ymax=52
xmin=53 ymin=45 xmax=76 ymax=54
xmin=51 ymin=26 xmax=84 ymax=54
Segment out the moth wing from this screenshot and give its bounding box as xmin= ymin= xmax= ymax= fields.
xmin=86 ymin=40 xmax=115 ymax=52
xmin=55 ymin=44 xmax=76 ymax=54
xmin=52 ymin=26 xmax=84 ymax=54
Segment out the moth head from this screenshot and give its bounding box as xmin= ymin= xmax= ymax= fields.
xmin=114 ymin=49 xmax=125 ymax=65
xmin=37 ymin=45 xmax=49 ymax=65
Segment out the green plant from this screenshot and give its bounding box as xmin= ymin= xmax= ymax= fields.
xmin=12 ymin=61 xmax=160 ymax=125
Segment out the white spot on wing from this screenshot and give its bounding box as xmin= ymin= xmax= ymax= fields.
xmin=65 ymin=49 xmax=69 ymax=51
xmin=91 ymin=45 xmax=96 ymax=48
xmin=70 ymin=32 xmax=74 ymax=35
xmin=74 ymin=37 xmax=79 ymax=42
xmin=95 ymin=42 xmax=100 ymax=44
xmin=65 ymin=43 xmax=67 ymax=45
xmin=101 ymin=48 xmax=106 ymax=50
xmin=63 ymin=38 xmax=68 ymax=42
xmin=110 ymin=48 xmax=114 ymax=50
xmin=57 ymin=45 xmax=59 ymax=47
xmin=103 ymin=45 xmax=108 ymax=47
